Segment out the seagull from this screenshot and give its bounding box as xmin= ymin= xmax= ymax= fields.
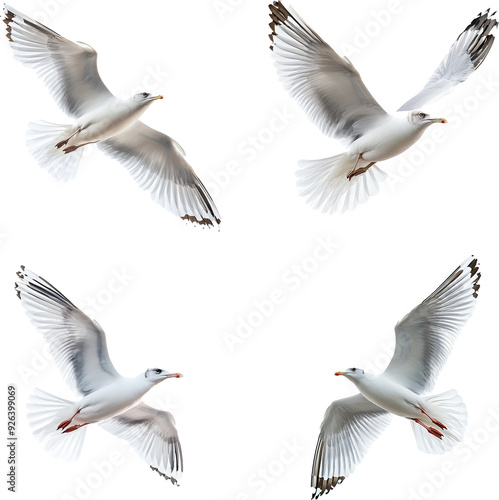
xmin=269 ymin=2 xmax=497 ymax=213
xmin=311 ymin=256 xmax=480 ymax=497
xmin=15 ymin=266 xmax=184 ymax=486
xmin=4 ymin=4 xmax=221 ymax=227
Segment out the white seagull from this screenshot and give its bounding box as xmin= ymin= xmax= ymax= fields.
xmin=311 ymin=256 xmax=480 ymax=497
xmin=269 ymin=2 xmax=497 ymax=213
xmin=4 ymin=4 xmax=221 ymax=227
xmin=16 ymin=266 xmax=184 ymax=485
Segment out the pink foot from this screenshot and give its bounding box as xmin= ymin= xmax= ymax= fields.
xmin=412 ymin=418 xmax=444 ymax=439
xmin=57 ymin=409 xmax=81 ymax=431
xmin=419 ymin=407 xmax=447 ymax=430
xmin=428 ymin=427 xmax=444 ymax=439
xmin=62 ymin=423 xmax=88 ymax=434
xmin=346 ymin=163 xmax=375 ymax=181
xmin=57 ymin=419 xmax=72 ymax=430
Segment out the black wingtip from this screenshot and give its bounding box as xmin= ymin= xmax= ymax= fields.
xmin=14 ymin=265 xmax=26 ymax=299
xmin=268 ymin=1 xmax=292 ymax=51
xmin=269 ymin=1 xmax=290 ymax=25
xmin=180 ymin=213 xmax=221 ymax=228
xmin=465 ymin=257 xmax=481 ymax=298
xmin=458 ymin=9 xmax=498 ymax=69
xmin=149 ymin=465 xmax=180 ymax=486
xmin=3 ymin=6 xmax=15 ymax=42
xmin=311 ymin=476 xmax=345 ymax=498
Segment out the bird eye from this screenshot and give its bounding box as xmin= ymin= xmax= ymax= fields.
xmin=142 ymin=92 xmax=148 ymax=98
xmin=352 ymin=368 xmax=356 ymax=372
xmin=155 ymin=369 xmax=161 ymax=374
xmin=418 ymin=112 xmax=426 ymax=118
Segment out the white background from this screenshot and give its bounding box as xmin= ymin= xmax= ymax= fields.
xmin=1 ymin=0 xmax=498 ymax=499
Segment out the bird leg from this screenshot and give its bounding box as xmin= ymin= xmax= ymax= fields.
xmin=418 ymin=407 xmax=447 ymax=430
xmin=57 ymin=409 xmax=81 ymax=431
xmin=347 ymin=162 xmax=376 ymax=181
xmin=346 ymin=154 xmax=362 ymax=180
xmin=62 ymin=422 xmax=88 ymax=434
xmin=62 ymin=141 xmax=97 ymax=154
xmin=411 ymin=418 xmax=444 ymax=439
xmin=55 ymin=127 xmax=82 ymax=149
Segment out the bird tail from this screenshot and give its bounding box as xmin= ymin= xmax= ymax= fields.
xmin=26 ymin=121 xmax=83 ymax=182
xmin=296 ymin=153 xmax=387 ymax=214
xmin=411 ymin=389 xmax=467 ymax=454
xmin=27 ymin=388 xmax=86 ymax=461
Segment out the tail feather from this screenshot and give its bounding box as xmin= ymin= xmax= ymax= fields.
xmin=26 ymin=121 xmax=83 ymax=182
xmin=296 ymin=154 xmax=387 ymax=214
xmin=27 ymin=388 xmax=86 ymax=461
xmin=411 ymin=390 xmax=467 ymax=454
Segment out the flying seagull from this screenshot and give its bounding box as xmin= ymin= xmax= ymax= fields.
xmin=311 ymin=256 xmax=480 ymax=497
xmin=4 ymin=4 xmax=221 ymax=227
xmin=269 ymin=2 xmax=497 ymax=213
xmin=16 ymin=266 xmax=183 ymax=486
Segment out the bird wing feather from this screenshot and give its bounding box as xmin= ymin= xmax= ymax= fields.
xmin=4 ymin=4 xmax=115 ymax=117
xmin=398 ymin=10 xmax=497 ymax=111
xmin=311 ymin=393 xmax=391 ymax=497
xmin=99 ymin=402 xmax=183 ymax=485
xmin=15 ymin=267 xmax=120 ymax=395
xmin=98 ymin=122 xmax=221 ymax=227
xmin=382 ymin=256 xmax=480 ymax=394
xmin=269 ymin=1 xmax=388 ymax=146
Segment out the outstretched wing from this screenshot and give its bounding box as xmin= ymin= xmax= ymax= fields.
xmin=100 ymin=402 xmax=183 ymax=485
xmin=4 ymin=4 xmax=115 ymax=117
xmin=398 ymin=10 xmax=497 ymax=111
xmin=15 ymin=266 xmax=120 ymax=395
xmin=98 ymin=121 xmax=221 ymax=227
xmin=382 ymin=256 xmax=481 ymax=394
xmin=311 ymin=393 xmax=391 ymax=498
xmin=269 ymin=1 xmax=388 ymax=146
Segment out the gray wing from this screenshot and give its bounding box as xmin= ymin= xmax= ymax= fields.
xmin=100 ymin=402 xmax=183 ymax=485
xmin=311 ymin=394 xmax=391 ymax=498
xmin=269 ymin=1 xmax=388 ymax=146
xmin=98 ymin=122 xmax=221 ymax=227
xmin=382 ymin=257 xmax=480 ymax=394
xmin=4 ymin=4 xmax=115 ymax=117
xmin=398 ymin=10 xmax=497 ymax=111
xmin=15 ymin=266 xmax=120 ymax=395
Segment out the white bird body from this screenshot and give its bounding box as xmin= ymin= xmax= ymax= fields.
xmin=348 ymin=372 xmax=424 ymax=419
xmin=347 ymin=114 xmax=432 ymax=163
xmin=71 ymin=97 xmax=154 ymax=147
xmin=65 ymin=374 xmax=157 ymax=426
xmin=15 ymin=267 xmax=184 ymax=485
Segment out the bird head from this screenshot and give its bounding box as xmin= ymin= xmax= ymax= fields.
xmin=408 ymin=110 xmax=447 ymax=127
xmin=132 ymin=92 xmax=163 ymax=105
xmin=335 ymin=367 xmax=365 ymax=380
xmin=144 ymin=368 xmax=182 ymax=384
